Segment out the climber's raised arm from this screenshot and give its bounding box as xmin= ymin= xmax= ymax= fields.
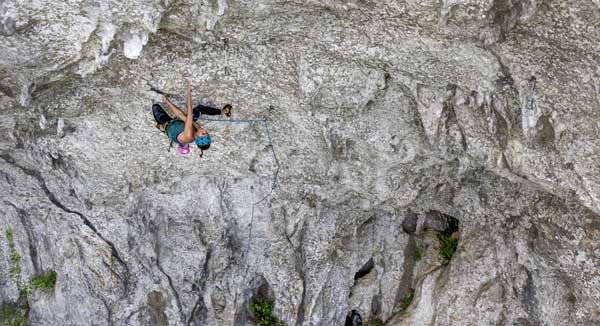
xmin=163 ymin=96 xmax=186 ymax=121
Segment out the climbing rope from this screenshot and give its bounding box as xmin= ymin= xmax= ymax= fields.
xmin=197 ymin=115 xmax=281 ymax=325
xmin=197 ymin=116 xmax=280 ymax=198
xmin=147 ymin=86 xmax=282 ymax=323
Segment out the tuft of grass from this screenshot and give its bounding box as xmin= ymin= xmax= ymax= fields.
xmin=5 ymin=228 xmax=58 ymax=297
xmin=369 ymin=317 xmax=384 ymax=326
xmin=438 ymin=234 xmax=458 ymax=264
xmin=30 ymin=271 xmax=57 ymax=291
xmin=0 ymin=304 xmax=28 ymax=326
xmin=438 ymin=217 xmax=459 ymax=264
xmin=6 ymin=228 xmax=22 ymax=279
xmin=249 ymin=300 xmax=284 ymax=326
xmin=414 ymin=244 xmax=423 ymax=262
xmin=399 ymin=290 xmax=414 ymax=311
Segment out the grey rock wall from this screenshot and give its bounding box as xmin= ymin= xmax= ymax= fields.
xmin=1 ymin=0 xmax=599 ymax=325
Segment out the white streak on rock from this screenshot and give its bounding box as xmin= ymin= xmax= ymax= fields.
xmin=98 ymin=22 xmax=116 ymax=54
xmin=123 ymin=30 xmax=149 ymax=59
xmin=39 ymin=114 xmax=47 ymax=130
xmin=57 ymin=118 xmax=65 ymax=138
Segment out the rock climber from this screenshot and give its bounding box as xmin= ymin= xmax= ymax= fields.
xmin=152 ymin=80 xmax=232 ymax=156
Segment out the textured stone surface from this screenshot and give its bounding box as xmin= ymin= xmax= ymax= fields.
xmin=1 ymin=0 xmax=599 ymax=325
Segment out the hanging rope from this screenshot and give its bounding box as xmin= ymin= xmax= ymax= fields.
xmin=197 ymin=116 xmax=280 ymax=200
xmin=197 ymin=116 xmax=281 ymax=325
xmin=148 ymin=89 xmax=282 ymax=324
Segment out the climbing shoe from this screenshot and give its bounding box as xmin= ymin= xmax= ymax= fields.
xmin=177 ymin=143 xmax=190 ymax=155
xmin=223 ymin=104 xmax=232 ymax=118
xmin=345 ymin=310 xmax=363 ymax=326
xmin=152 ymin=103 xmax=172 ymax=125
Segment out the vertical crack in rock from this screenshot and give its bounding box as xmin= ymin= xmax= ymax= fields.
xmin=188 ymin=247 xmax=211 ymax=325
xmin=150 ymin=220 xmax=185 ymax=323
xmin=521 ymin=267 xmax=541 ymax=325
xmin=397 ymin=81 xmax=429 ymax=146
xmin=101 ymin=297 xmax=114 ymax=326
xmin=294 ymin=220 xmax=308 ymax=326
xmin=393 ymin=236 xmax=417 ymax=311
xmin=492 ymin=106 xmax=509 ymax=149
xmin=437 ymin=85 xmax=468 ymax=154
xmin=155 ymin=255 xmax=184 ymax=323
xmin=488 ymin=50 xmax=523 ymax=135
xmin=0 ymin=153 xmax=130 ymax=291
xmin=488 ymin=0 xmax=523 ymax=42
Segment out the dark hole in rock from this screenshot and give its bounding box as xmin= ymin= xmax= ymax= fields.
xmin=242 ymin=275 xmax=283 ymax=326
xmin=354 ymin=258 xmax=374 ymax=280
xmin=402 ymin=211 xmax=418 ymax=234
xmin=536 ymin=114 xmax=555 ymax=148
xmin=254 ymin=277 xmax=275 ymax=303
xmin=438 ymin=215 xmax=460 ymax=264
xmin=423 ymin=210 xmax=449 ymax=232
xmin=345 ymin=309 xmax=363 ymax=326
xmin=441 ymin=215 xmax=460 ymax=237
xmin=371 ymin=294 xmax=381 ymax=316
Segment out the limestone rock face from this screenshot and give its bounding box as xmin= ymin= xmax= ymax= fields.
xmin=1 ymin=0 xmax=599 ymax=325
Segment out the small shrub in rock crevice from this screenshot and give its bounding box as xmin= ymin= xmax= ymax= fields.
xmin=30 ymin=271 xmax=57 ymax=291
xmin=399 ymin=289 xmax=414 ymax=311
xmin=0 ymin=304 xmax=28 ymax=326
xmin=368 ymin=317 xmax=384 ymax=326
xmin=4 ymin=228 xmax=58 ymax=298
xmin=438 ymin=234 xmax=458 ymax=263
xmin=6 ymin=228 xmax=22 ymax=279
xmin=249 ymin=300 xmax=284 ymax=326
xmin=438 ymin=216 xmax=459 ymax=264
xmin=414 ymin=244 xmax=423 ymax=262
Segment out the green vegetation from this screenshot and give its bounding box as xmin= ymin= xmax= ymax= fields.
xmin=5 ymin=228 xmax=57 ymax=298
xmin=249 ymin=300 xmax=284 ymax=326
xmin=438 ymin=217 xmax=460 ymax=264
xmin=19 ymin=270 xmax=58 ymax=297
xmin=438 ymin=235 xmax=458 ymax=263
xmin=0 ymin=304 xmax=28 ymax=326
xmin=30 ymin=271 xmax=57 ymax=291
xmin=369 ymin=317 xmax=384 ymax=326
xmin=414 ymin=244 xmax=423 ymax=262
xmin=6 ymin=228 xmax=22 ymax=279
xmin=399 ymin=290 xmax=414 ymax=311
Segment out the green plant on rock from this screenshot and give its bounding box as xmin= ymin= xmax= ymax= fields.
xmin=438 ymin=216 xmax=459 ymax=264
xmin=399 ymin=290 xmax=414 ymax=311
xmin=6 ymin=228 xmax=22 ymax=279
xmin=369 ymin=317 xmax=384 ymax=326
xmin=5 ymin=228 xmax=58 ymax=298
xmin=438 ymin=234 xmax=458 ymax=263
xmin=30 ymin=270 xmax=57 ymax=291
xmin=249 ymin=300 xmax=284 ymax=326
xmin=414 ymin=244 xmax=423 ymax=262
xmin=0 ymin=304 xmax=28 ymax=326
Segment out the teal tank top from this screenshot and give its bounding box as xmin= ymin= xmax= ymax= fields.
xmin=166 ymin=120 xmax=185 ymax=144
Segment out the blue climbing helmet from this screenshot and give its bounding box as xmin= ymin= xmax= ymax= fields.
xmin=195 ymin=135 xmax=211 ymax=147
